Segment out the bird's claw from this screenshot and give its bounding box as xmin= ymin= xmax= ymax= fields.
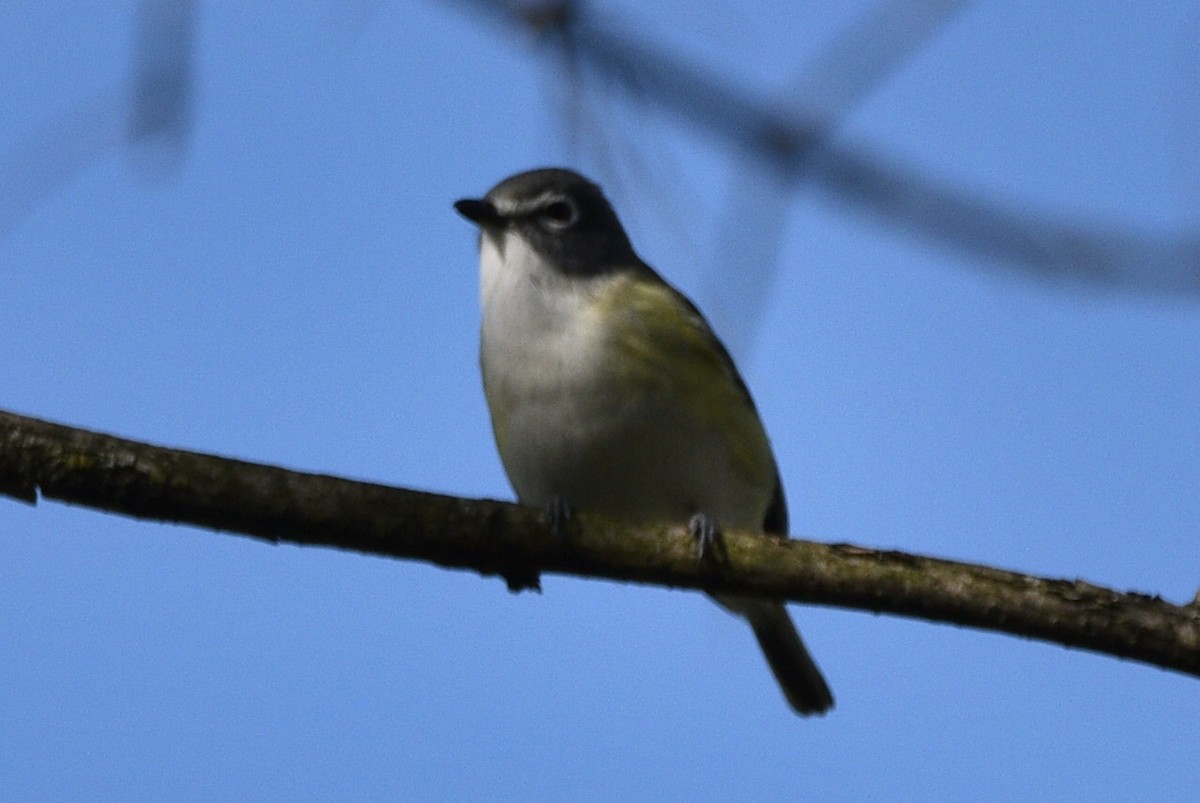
xmin=544 ymin=497 xmax=574 ymax=540
xmin=689 ymin=512 xmax=723 ymax=562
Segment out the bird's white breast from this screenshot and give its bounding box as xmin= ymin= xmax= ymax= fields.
xmin=477 ymin=229 xmax=770 ymax=528
xmin=479 ymin=231 xmax=626 ymax=504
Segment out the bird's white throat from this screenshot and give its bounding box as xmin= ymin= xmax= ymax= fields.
xmin=479 ymin=229 xmax=609 ymax=377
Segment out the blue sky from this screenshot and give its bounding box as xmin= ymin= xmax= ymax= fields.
xmin=3 ymin=2 xmax=1198 ymax=800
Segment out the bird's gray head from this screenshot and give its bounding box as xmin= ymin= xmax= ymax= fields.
xmin=454 ymin=168 xmax=638 ymax=277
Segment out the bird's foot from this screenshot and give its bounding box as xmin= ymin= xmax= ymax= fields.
xmin=544 ymin=496 xmax=574 ymax=540
xmin=689 ymin=512 xmax=727 ymax=564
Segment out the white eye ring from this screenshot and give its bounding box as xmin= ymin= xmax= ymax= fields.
xmin=538 ymin=199 xmax=579 ymax=231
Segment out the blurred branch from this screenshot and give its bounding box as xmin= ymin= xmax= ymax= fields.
xmin=4 ymin=408 xmax=1198 ymax=681
xmin=128 ymin=0 xmax=196 ymax=172
xmin=457 ymin=0 xmax=1200 ymax=296
xmin=705 ymin=0 xmax=966 ymax=356
xmin=0 ymin=1 xmax=194 ymax=238
xmin=0 ymin=91 xmax=127 ymax=238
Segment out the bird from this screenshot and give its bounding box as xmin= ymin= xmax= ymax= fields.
xmin=454 ymin=167 xmax=833 ymax=716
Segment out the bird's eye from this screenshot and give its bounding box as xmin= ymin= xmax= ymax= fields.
xmin=538 ymin=199 xmax=579 ymax=231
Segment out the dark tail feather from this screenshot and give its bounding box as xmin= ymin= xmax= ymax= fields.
xmin=745 ymin=602 xmax=834 ymax=716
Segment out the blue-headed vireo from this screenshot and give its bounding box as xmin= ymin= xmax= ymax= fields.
xmin=454 ymin=168 xmax=833 ymax=716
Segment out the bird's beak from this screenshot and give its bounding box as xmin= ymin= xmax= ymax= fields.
xmin=454 ymin=198 xmax=503 ymax=227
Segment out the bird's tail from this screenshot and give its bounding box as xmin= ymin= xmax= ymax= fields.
xmin=720 ymin=596 xmax=834 ymax=716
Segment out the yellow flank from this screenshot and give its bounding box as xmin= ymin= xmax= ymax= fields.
xmin=591 ymin=272 xmax=775 ymax=491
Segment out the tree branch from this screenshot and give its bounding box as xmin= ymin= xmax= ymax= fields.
xmin=3 ymin=408 xmax=1198 ymax=678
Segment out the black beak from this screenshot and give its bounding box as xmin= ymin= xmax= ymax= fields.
xmin=454 ymin=198 xmax=503 ymax=227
